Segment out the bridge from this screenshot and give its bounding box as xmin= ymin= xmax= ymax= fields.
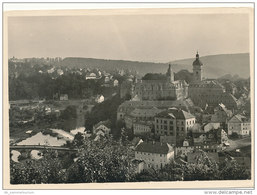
xmin=10 ymin=145 xmax=78 ymax=152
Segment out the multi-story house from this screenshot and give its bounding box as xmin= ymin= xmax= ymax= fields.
xmin=228 ymin=114 xmax=251 ymax=136
xmin=124 ymin=107 xmax=164 ymax=129
xmin=211 ymin=103 xmax=233 ymax=129
xmin=175 ymin=139 xmax=194 ymax=157
xmin=133 ymin=121 xmax=152 ymax=135
xmin=154 ymin=108 xmax=196 ymax=138
xmin=93 ymin=120 xmax=111 ymax=135
xmin=135 ymin=141 xmax=174 ymax=169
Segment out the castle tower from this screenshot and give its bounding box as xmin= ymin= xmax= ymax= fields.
xmin=166 ymin=64 xmax=174 ymax=82
xmin=193 ymin=51 xmax=203 ymax=82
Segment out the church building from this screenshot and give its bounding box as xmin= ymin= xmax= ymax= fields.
xmin=132 ymin=64 xmax=188 ymax=101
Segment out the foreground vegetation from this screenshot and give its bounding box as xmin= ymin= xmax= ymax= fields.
xmin=10 ymin=135 xmax=250 ymax=184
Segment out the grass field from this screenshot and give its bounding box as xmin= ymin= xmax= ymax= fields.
xmin=224 ymin=136 xmax=251 ymax=152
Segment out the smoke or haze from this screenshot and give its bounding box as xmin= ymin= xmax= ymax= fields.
xmin=8 ymin=13 xmax=250 ymax=62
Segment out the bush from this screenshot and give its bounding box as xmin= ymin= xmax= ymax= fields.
xmin=230 ymin=132 xmax=239 ymax=139
xmin=60 ymin=105 xmax=77 ymax=120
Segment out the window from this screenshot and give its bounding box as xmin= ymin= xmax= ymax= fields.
xmin=170 ymin=121 xmax=173 ymax=125
xmin=181 ymin=121 xmax=184 ymax=125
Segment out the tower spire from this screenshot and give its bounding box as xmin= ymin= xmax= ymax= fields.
xmin=192 ymin=51 xmax=203 ymax=82
xmin=166 ymin=64 xmax=174 ymax=82
xmin=196 ymin=50 xmax=199 ymax=59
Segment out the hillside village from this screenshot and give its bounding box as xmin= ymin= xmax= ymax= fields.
xmin=9 ymin=52 xmax=251 ymax=183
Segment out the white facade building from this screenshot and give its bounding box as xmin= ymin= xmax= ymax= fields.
xmin=228 ymin=114 xmax=251 ymax=136
xmin=135 ymin=141 xmax=174 ymax=169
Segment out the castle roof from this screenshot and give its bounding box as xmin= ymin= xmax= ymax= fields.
xmin=190 ymin=79 xmax=225 ymax=89
xmin=142 ymin=73 xmax=167 ymax=81
xmin=135 ymin=141 xmax=174 ymax=154
xmin=118 ymin=99 xmax=193 ymax=111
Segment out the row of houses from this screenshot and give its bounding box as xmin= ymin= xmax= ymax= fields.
xmin=119 ymin=105 xmax=250 ymax=172
xmin=84 ymin=117 xmax=250 ymax=173
xmin=119 ymin=100 xmax=251 ymax=138
xmin=132 ymin=129 xmax=250 ymax=173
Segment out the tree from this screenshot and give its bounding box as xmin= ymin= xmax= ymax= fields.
xmin=73 ymin=132 xmax=85 ymax=147
xmin=60 ymin=105 xmax=77 ymax=120
xmin=84 ymin=94 xmax=125 ymax=136
xmin=230 ymin=132 xmax=239 ymax=139
xmin=66 ymin=137 xmax=134 ymax=183
xmin=10 ymin=150 xmax=68 ymax=184
xmin=219 ymin=159 xmax=250 ymax=180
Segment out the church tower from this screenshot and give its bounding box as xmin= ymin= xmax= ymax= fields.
xmin=193 ymin=51 xmax=203 ymax=82
xmin=166 ymin=64 xmax=174 ymax=82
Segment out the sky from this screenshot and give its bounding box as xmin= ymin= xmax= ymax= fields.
xmin=8 ymin=12 xmax=250 ymax=62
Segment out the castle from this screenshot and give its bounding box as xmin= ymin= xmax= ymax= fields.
xmin=118 ymin=51 xmax=240 ymax=133
xmin=132 ymin=64 xmax=188 ymax=101
xmin=188 ymin=52 xmax=240 ymax=110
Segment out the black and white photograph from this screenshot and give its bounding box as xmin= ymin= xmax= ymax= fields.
xmin=3 ymin=3 xmax=254 ymax=190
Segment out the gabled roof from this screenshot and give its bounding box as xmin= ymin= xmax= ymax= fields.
xmin=228 ymin=114 xmax=250 ymax=123
xmin=135 ymin=141 xmax=174 ymax=154
xmin=131 ymin=137 xmax=141 ymax=145
xmin=176 ymin=138 xmax=194 ymax=147
xmin=94 ymin=120 xmax=111 ymax=129
xmin=191 ymin=80 xmax=225 ymax=89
